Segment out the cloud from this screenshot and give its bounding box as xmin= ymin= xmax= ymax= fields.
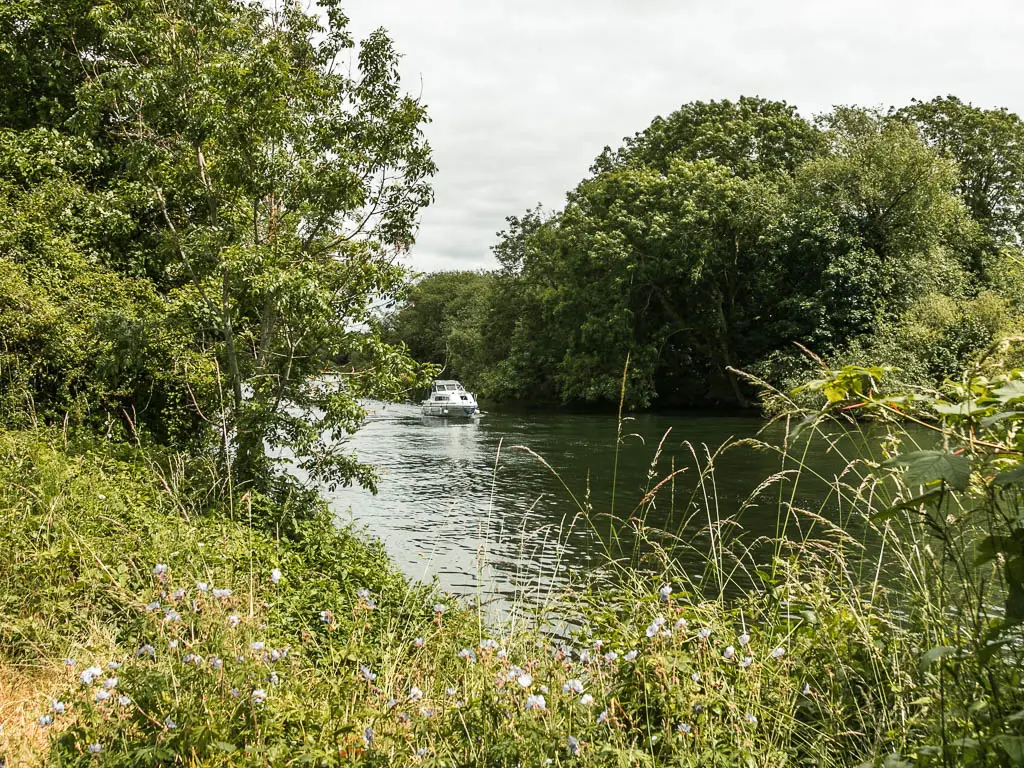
xmin=338 ymin=0 xmax=1024 ymax=271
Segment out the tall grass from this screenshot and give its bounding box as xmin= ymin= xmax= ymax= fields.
xmin=1 ymin=382 xmax=1023 ymax=766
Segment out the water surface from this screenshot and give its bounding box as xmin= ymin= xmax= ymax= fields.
xmin=326 ymin=404 xmax=881 ymax=601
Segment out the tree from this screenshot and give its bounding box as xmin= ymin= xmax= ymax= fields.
xmin=1 ymin=0 xmax=437 ymax=492
xmin=592 ymin=96 xmax=823 ymax=178
xmin=900 ymin=96 xmax=1024 ymax=251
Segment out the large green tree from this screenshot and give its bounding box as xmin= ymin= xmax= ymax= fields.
xmin=0 ymin=0 xmax=437 ymax=492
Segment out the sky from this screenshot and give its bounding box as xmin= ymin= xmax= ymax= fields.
xmin=338 ymin=0 xmax=1024 ymax=273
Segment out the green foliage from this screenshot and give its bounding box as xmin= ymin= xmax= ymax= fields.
xmin=0 ymin=0 xmax=438 ymax=492
xmin=389 ymin=98 xmax=1018 ymax=411
xmin=5 ymin=424 xmax=1024 ymax=767
xmin=797 ymin=365 xmax=1024 ymax=762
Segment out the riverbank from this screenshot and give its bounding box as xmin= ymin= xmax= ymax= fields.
xmin=1 ymin=426 xmax=1021 ymax=766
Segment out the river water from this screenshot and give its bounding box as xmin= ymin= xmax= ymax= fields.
xmin=326 ymin=403 xmax=886 ymax=603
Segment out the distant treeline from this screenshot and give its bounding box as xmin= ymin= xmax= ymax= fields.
xmin=384 ymin=97 xmax=1024 ymax=410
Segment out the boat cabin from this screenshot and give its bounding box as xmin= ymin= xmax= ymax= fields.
xmin=428 ymin=380 xmax=472 ymax=403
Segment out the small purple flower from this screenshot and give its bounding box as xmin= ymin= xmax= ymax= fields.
xmin=659 ymin=584 xmax=672 ymax=602
xmin=697 ymin=627 xmax=711 ymax=640
xmin=94 ymin=690 xmax=111 ymax=703
xmin=250 ymin=642 xmax=265 ymax=652
xmin=602 ymin=651 xmax=618 ymax=663
xmin=196 ymin=582 xmax=209 ymax=592
xmin=103 ymin=677 xmax=118 ymax=689
xmin=675 ymin=618 xmax=688 ymax=631
xmin=677 ymin=722 xmax=692 ymax=734
xmin=457 ymin=648 xmax=477 ymax=663
xmin=624 ymin=650 xmax=638 ymax=662
xmin=413 ymin=637 xmax=425 ymax=648
xmin=409 ymin=686 xmax=423 ymax=702
xmin=106 ymin=661 xmax=121 ymax=671
xmin=524 ymin=694 xmax=546 ymax=711
xmin=63 ymin=658 xmax=76 ymax=668
xmin=567 ymin=735 xmax=580 ymax=756
xmin=360 ymin=665 xmax=377 ymax=682
xmin=171 ymin=588 xmax=185 ymax=601
xmin=516 ymin=673 xmax=532 ymax=688
xmin=579 ymin=649 xmax=592 ymax=664
xmin=212 ymin=588 xmax=232 ymax=599
xmin=744 ymin=712 xmax=758 ymax=725
xmin=738 ymin=632 xmax=750 ymax=646
xmin=739 ymin=656 xmax=753 ymax=668
xmin=691 ymin=672 xmax=700 ymax=682
xmin=723 ymin=646 xmax=735 ymax=660
xmin=137 ymin=644 xmax=155 ymax=658
xmin=445 ymin=686 xmax=458 ymax=697
xmin=80 ymin=666 xmax=102 ymax=686
xmin=357 ymin=588 xmax=370 ymax=600
xmin=252 ymin=688 xmax=267 ymax=705
xmin=318 ymin=610 xmax=334 ymax=626
xmin=145 ymin=601 xmax=161 ymax=612
xmin=580 ymin=693 xmax=595 ymax=706
xmin=433 ymin=603 xmax=446 ymax=615
xmin=118 ymin=695 xmax=131 ymax=706
xmin=770 ymin=647 xmax=786 ymax=659
xmin=210 ymin=657 xmax=224 ymax=670
xmin=163 ymin=609 xmax=181 ymax=623
xmin=597 ymin=709 xmax=609 ymax=724
xmin=38 ymin=714 xmax=53 ymax=727
xmin=165 ymin=716 xmax=177 ymax=730
xmin=227 ymin=614 xmax=241 ymax=628
xmin=51 ymin=700 xmax=66 ymax=715
xmin=87 ymin=743 xmax=102 ymax=754
xmin=363 ymin=726 xmax=374 ymax=747
xmin=562 ymin=679 xmax=584 ymax=695
xmin=479 ymin=639 xmax=499 ymax=651
xmin=153 ymin=564 xmax=168 ymax=578
xmin=271 ymin=568 xmax=282 ymax=585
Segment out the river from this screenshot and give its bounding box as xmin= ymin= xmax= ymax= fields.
xmin=325 ymin=403 xmax=888 ymax=605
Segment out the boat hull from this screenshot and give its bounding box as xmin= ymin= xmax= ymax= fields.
xmin=421 ymin=403 xmax=478 ymax=417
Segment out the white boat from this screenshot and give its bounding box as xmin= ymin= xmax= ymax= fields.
xmin=421 ymin=380 xmax=479 ymax=417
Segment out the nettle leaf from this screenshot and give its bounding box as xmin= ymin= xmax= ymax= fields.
xmin=932 ymin=399 xmax=989 ymax=417
xmin=981 ymin=410 xmax=1024 ymax=428
xmin=882 ymin=450 xmax=971 ymax=491
xmin=994 ymin=380 xmax=1024 ymax=404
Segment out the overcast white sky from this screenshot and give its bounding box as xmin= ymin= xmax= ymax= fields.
xmin=338 ymin=0 xmax=1024 ymax=273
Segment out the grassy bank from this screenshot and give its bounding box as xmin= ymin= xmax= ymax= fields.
xmin=0 ymin=424 xmax=1022 ymax=767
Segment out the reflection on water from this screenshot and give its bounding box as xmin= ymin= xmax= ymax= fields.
xmin=325 ymin=403 xmax=878 ymax=604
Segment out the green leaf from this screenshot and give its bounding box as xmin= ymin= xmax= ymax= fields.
xmin=932 ymin=399 xmax=988 ymax=417
xmin=993 ymin=735 xmax=1024 ymax=766
xmin=975 ymin=535 xmax=1009 ymax=566
xmin=949 ymin=738 xmax=980 ymax=749
xmin=993 ymin=380 xmax=1024 ymax=404
xmin=875 ymin=489 xmax=945 ymax=521
xmin=881 ymin=450 xmax=971 ymax=491
xmin=919 ymin=645 xmax=957 ymax=672
xmin=212 ymin=742 xmax=237 ymax=754
xmin=995 ymin=464 xmax=1024 ymax=487
xmin=982 ymin=410 xmax=1024 ymax=427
